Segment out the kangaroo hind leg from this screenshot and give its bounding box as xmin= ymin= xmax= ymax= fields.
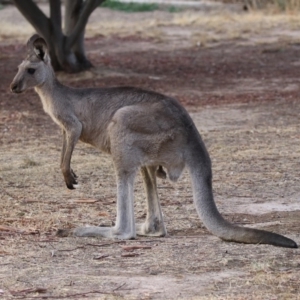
xmin=136 ymin=166 xmax=167 ymax=237
xmin=73 ymin=168 xmax=137 ymax=240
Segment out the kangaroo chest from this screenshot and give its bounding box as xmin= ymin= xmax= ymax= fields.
xmin=37 ymin=92 xmax=65 ymax=129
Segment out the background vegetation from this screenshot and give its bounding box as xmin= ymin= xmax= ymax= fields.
xmin=247 ymin=0 xmax=299 ymax=11
xmin=218 ymin=0 xmax=300 ymax=11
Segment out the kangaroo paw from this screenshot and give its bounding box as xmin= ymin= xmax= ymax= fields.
xmin=71 ymin=169 xmax=78 ymax=179
xmin=64 ymin=172 xmax=78 ymax=189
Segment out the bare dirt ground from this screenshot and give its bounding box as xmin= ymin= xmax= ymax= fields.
xmin=1 ymin=3 xmax=300 ymax=299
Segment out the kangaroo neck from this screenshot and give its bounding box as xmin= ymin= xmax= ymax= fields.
xmin=34 ymin=75 xmax=65 ymax=114
xmin=34 ymin=71 xmax=59 ymax=97
xmin=35 ymin=72 xmax=68 ymax=117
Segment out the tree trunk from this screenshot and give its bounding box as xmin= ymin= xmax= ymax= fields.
xmin=12 ymin=0 xmax=104 ymax=73
xmin=63 ymin=0 xmax=93 ymax=71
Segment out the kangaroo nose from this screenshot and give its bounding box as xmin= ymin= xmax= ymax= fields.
xmin=10 ymin=83 xmax=18 ymax=93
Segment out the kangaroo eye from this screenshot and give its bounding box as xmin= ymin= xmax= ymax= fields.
xmin=27 ymin=68 xmax=35 ymax=75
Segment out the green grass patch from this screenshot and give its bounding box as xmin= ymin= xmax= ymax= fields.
xmin=168 ymin=6 xmax=182 ymax=13
xmin=102 ymin=0 xmax=159 ymax=12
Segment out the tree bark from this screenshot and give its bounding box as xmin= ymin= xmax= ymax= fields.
xmin=64 ymin=0 xmax=92 ymax=70
xmin=12 ymin=0 xmax=104 ymax=73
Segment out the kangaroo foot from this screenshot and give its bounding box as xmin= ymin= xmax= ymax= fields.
xmin=63 ymin=171 xmax=78 ymax=190
xmin=71 ymin=226 xmax=136 ymax=240
xmin=136 ymin=221 xmax=167 ymax=237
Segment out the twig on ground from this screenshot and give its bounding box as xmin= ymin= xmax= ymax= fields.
xmin=93 ymin=254 xmax=110 ymax=260
xmin=113 ymin=282 xmax=126 ymax=291
xmin=86 ymin=241 xmax=126 ymax=247
xmin=121 ymin=252 xmax=139 ymax=257
xmin=122 ymin=245 xmax=152 ymax=251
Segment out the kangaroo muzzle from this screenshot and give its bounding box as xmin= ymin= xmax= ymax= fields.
xmin=10 ymin=82 xmax=23 ymax=93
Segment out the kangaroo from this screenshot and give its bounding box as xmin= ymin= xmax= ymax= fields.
xmin=10 ymin=34 xmax=297 ymax=248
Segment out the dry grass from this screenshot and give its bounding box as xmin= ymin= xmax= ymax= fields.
xmin=245 ymin=0 xmax=300 ymax=12
xmin=0 ymin=21 xmax=34 ymax=40
xmin=1 ymin=3 xmax=300 ymax=299
xmin=86 ymin=10 xmax=300 ymax=42
xmin=1 ymin=5 xmax=300 ymax=46
xmin=1 ymin=99 xmax=300 ymax=299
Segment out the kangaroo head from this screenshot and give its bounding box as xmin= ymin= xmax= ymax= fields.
xmin=10 ymin=34 xmax=52 ymax=93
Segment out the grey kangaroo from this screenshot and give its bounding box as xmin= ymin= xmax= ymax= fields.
xmin=10 ymin=34 xmax=297 ymax=248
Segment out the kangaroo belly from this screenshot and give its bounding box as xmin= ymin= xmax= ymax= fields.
xmin=79 ymin=124 xmax=111 ymax=154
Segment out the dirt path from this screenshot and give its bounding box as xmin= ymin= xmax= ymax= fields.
xmin=1 ymin=3 xmax=300 ymax=299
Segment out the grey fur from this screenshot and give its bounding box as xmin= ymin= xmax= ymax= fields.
xmin=10 ymin=34 xmax=297 ymax=248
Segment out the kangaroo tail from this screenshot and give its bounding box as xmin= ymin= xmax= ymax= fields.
xmin=186 ymin=139 xmax=297 ymax=249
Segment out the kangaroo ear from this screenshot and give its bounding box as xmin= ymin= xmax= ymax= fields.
xmin=27 ymin=34 xmax=48 ymax=61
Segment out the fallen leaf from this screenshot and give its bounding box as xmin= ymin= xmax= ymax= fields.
xmin=98 ymin=211 xmax=110 ymax=217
